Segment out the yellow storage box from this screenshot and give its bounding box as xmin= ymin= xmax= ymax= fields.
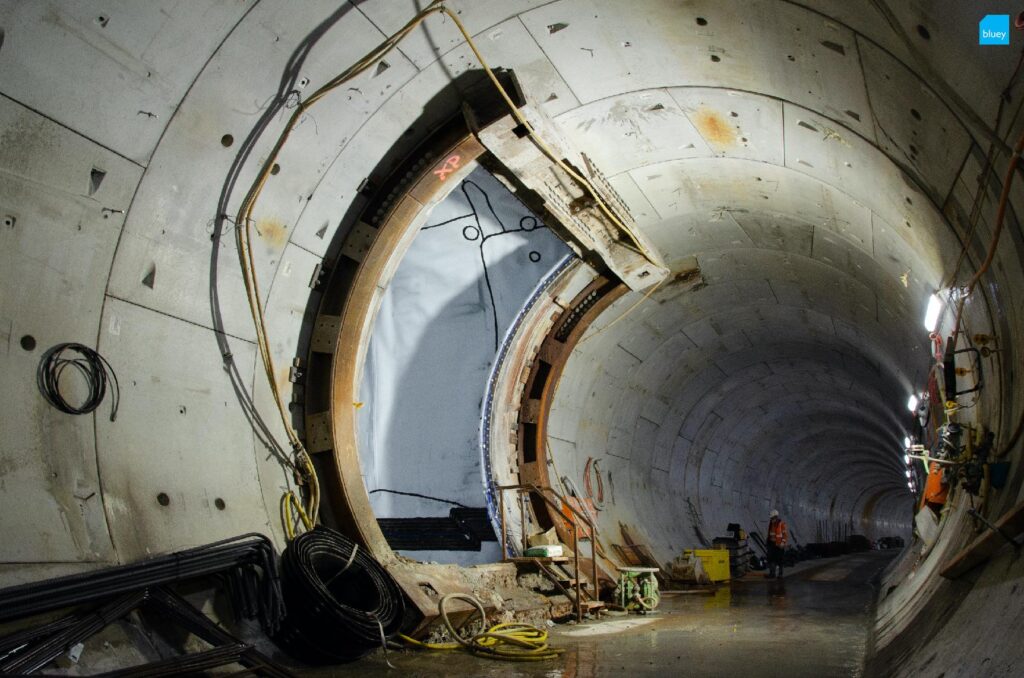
xmin=683 ymin=548 xmax=731 ymax=582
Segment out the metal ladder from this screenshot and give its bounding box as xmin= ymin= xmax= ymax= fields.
xmin=496 ymin=483 xmax=605 ymax=622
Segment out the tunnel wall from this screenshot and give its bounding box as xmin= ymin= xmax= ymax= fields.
xmin=0 ymin=0 xmax=579 ymax=577
xmin=1 ymin=2 xmax=1023 ymax=675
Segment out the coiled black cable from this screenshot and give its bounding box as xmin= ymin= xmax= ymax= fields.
xmin=273 ymin=526 xmax=405 ymax=664
xmin=36 ymin=343 xmax=120 ymax=421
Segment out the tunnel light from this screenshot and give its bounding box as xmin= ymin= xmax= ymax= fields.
xmin=923 ymin=293 xmax=944 ymax=332
xmin=907 ymin=394 xmax=919 ymax=412
xmin=905 ymin=469 xmax=912 ymax=478
xmin=904 ymin=454 xmax=911 ymax=465
xmin=903 ymin=436 xmax=911 ymax=448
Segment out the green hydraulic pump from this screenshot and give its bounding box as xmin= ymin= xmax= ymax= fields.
xmin=616 ymin=566 xmax=660 ymax=613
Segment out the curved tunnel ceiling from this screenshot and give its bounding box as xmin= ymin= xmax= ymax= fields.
xmin=3 ymin=0 xmax=1024 ymax=672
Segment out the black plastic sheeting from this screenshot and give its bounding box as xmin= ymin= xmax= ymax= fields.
xmin=377 ymin=507 xmax=496 ymax=551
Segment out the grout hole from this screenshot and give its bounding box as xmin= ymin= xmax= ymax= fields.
xmin=157 ymin=493 xmax=170 ymax=506
xmin=20 ymin=335 xmax=36 ymax=351
xmin=89 ymin=168 xmax=106 ymax=196
xmin=4 ymin=214 xmax=16 ymax=228
xmin=916 ymin=24 xmax=930 ymax=40
xmin=95 ymin=15 xmax=109 ymax=28
xmin=373 ymin=61 xmax=390 ymax=77
xmin=910 ymin=108 xmax=922 ymax=121
xmin=787 ymin=54 xmax=795 ymax=61
xmin=0 ymin=28 xmax=5 ymax=53
xmin=710 ymin=54 xmax=720 ymax=63
xmin=729 ymin=111 xmax=738 ymax=117
xmin=820 ymin=40 xmax=846 ymax=55
xmin=221 ymin=134 xmax=234 ymax=147
xmin=696 ymin=17 xmax=707 ymax=26
xmin=215 ymin=498 xmax=226 ymax=510
xmin=905 ymin=196 xmax=913 ymax=205
xmin=271 ymin=163 xmax=281 ymax=175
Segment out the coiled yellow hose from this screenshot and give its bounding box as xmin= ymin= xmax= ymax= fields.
xmin=400 ymin=593 xmax=564 ymax=662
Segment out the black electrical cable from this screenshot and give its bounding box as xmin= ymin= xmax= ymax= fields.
xmin=36 ymin=342 xmax=120 ymax=421
xmin=368 ymin=488 xmax=469 ymax=508
xmin=273 ymin=526 xmax=405 ymax=664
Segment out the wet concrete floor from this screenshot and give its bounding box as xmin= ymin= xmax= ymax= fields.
xmin=313 ymin=550 xmax=897 ymax=678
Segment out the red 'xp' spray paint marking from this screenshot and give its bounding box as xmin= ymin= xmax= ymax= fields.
xmin=433 ymin=154 xmax=462 ymax=181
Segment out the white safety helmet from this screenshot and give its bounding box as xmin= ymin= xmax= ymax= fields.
xmin=770 ymin=509 xmax=779 ymax=518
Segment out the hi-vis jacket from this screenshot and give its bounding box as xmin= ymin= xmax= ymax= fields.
xmin=768 ymin=518 xmax=788 ymax=547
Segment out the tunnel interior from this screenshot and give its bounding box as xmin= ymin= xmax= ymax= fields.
xmin=2 ymin=0 xmax=1024 ymax=675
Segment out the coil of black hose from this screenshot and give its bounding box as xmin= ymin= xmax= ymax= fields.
xmin=36 ymin=343 xmax=120 ymax=421
xmin=273 ymin=526 xmax=405 ymax=664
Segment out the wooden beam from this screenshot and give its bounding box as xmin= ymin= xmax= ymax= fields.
xmin=940 ymin=499 xmax=1024 ymax=579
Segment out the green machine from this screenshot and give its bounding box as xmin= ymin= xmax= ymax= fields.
xmin=616 ymin=566 xmax=660 ymax=613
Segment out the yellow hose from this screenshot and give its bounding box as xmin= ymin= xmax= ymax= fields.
xmin=400 ymin=593 xmax=563 ymax=662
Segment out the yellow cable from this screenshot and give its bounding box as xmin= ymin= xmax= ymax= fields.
xmin=235 ymin=1 xmax=660 ymax=538
xmin=234 ymin=3 xmax=453 ymax=537
xmin=577 ymin=276 xmax=667 ymax=345
xmin=280 ymin=491 xmax=313 ymax=541
xmin=438 ymin=7 xmax=654 ymax=261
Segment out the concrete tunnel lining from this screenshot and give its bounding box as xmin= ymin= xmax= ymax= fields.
xmin=3 ymin=0 xmax=1024 ymax=674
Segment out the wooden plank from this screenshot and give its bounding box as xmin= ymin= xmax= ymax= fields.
xmin=940 ymin=499 xmax=1024 ymax=579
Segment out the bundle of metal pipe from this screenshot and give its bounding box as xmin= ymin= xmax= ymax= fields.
xmin=0 ymin=534 xmax=283 ymax=633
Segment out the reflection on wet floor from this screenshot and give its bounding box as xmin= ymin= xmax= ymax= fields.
xmin=311 ymin=551 xmax=897 ymax=678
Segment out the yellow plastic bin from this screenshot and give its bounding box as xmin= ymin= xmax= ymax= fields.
xmin=683 ymin=548 xmax=731 ymax=582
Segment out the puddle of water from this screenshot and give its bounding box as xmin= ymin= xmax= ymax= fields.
xmin=561 ymin=618 xmax=659 ymax=637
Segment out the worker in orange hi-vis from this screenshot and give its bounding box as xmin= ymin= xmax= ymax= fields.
xmin=766 ymin=510 xmax=788 ymax=579
xmin=922 ymin=461 xmax=949 ymax=516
